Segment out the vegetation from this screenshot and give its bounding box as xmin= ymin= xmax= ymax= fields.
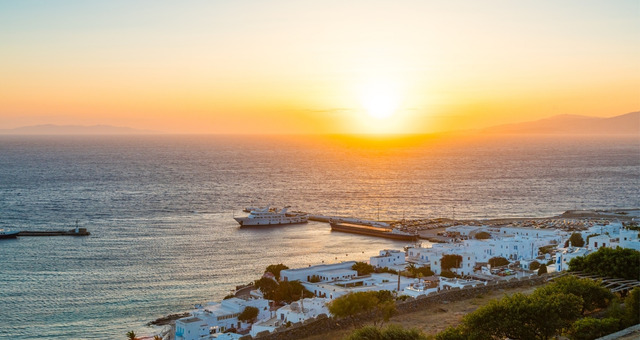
xmin=346 ymin=324 xmax=427 ymax=340
xmin=254 ymin=277 xmax=313 ymax=303
xmin=536 ymin=276 xmax=612 ymax=315
xmin=529 ymin=260 xmax=540 ymax=271
xmin=126 ymin=331 xmax=138 ymax=340
xmin=439 ymin=270 xmax=458 ymax=278
xmin=265 ymin=263 xmax=289 ymax=281
xmin=568 ymin=247 xmax=640 ymax=280
xmin=238 ymin=306 xmax=259 ymax=323
xmin=537 ymin=263 xmax=547 ymax=275
xmin=565 ymin=232 xmax=585 ymax=247
xmin=328 ymin=291 xmax=396 ymax=326
xmin=474 ymin=231 xmax=491 ymax=240
xmin=566 ymin=317 xmax=620 ymax=340
xmin=585 ymin=233 xmax=600 ymax=245
xmin=405 ymin=263 xmax=434 ymax=278
xmin=375 ymin=266 xmax=398 ymax=275
xmin=433 ymin=276 xmax=637 ymax=340
xmin=538 ymin=245 xmax=555 ymax=255
xmin=488 ymin=256 xmax=509 ymax=267
xmin=352 ymin=261 xmax=375 ymax=276
xmin=440 ymin=254 xmax=463 ymax=271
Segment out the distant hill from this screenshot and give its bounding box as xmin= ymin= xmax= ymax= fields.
xmin=483 ymin=111 xmax=639 ymax=135
xmin=0 ymin=124 xmax=159 ymax=135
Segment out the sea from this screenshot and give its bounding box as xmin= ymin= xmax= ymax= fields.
xmin=0 ymin=134 xmax=638 ymax=339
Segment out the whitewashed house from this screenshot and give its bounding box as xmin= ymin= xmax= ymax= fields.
xmin=280 ymin=262 xmax=357 ymax=283
xmin=588 ymin=234 xmax=612 ymax=250
xmin=370 ymin=249 xmax=405 ymax=269
xmin=175 ymin=297 xmax=270 ymax=340
xmin=302 ymin=273 xmax=413 ymax=300
xmin=276 ymin=297 xmax=330 ymax=323
xmin=555 ymin=247 xmax=592 ymax=271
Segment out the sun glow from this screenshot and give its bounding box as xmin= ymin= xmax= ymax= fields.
xmin=359 ymin=82 xmax=400 ymax=120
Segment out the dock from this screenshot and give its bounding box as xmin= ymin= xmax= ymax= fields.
xmin=17 ymin=228 xmax=90 ymax=237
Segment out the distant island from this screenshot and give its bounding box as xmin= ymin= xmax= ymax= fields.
xmin=0 ymin=124 xmax=160 ymax=135
xmin=482 ymin=111 xmax=639 ymax=135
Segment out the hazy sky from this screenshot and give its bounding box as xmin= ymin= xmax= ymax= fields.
xmin=1 ymin=1 xmax=638 ymax=134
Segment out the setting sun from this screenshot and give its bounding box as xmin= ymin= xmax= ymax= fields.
xmin=359 ymin=82 xmax=400 ymax=120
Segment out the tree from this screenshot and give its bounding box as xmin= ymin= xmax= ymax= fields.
xmin=238 ymin=306 xmax=259 ymax=323
xmin=569 ymin=247 xmax=640 ymax=280
xmin=623 ymin=287 xmax=640 ymax=327
xmin=565 ymin=233 xmax=585 ymax=247
xmin=265 ymin=264 xmax=289 ymax=281
xmin=535 ymin=276 xmax=612 ymax=315
xmin=352 ymin=261 xmax=375 ymax=276
xmin=475 ymin=231 xmax=491 ymax=240
xmin=254 ymin=277 xmax=279 ymax=300
xmin=126 ymin=331 xmax=138 ymax=340
xmin=439 ymin=270 xmax=457 ymax=278
xmin=488 ymin=257 xmax=509 ymax=267
xmin=538 ymin=263 xmax=548 ymax=275
xmin=435 ymin=326 xmax=467 ymax=340
xmin=529 ymin=261 xmax=541 ymax=271
xmin=441 ymin=254 xmax=463 ymax=271
xmin=346 ymin=324 xmax=427 ymax=340
xmin=273 ymin=280 xmax=313 ymax=304
xmin=328 ymin=291 xmax=397 ymax=325
xmin=405 ymin=264 xmax=434 ymax=278
xmin=462 ymin=292 xmax=582 ymax=340
xmin=567 ymin=317 xmax=620 ymax=340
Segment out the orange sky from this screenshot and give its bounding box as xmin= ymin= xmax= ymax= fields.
xmin=1 ymin=1 xmax=638 ymax=134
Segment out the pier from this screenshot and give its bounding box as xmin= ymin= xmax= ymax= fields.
xmin=17 ymin=228 xmax=90 ymax=237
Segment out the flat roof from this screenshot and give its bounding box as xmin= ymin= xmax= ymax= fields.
xmin=181 ymin=317 xmax=202 ymax=324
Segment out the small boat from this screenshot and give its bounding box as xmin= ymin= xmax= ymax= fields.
xmin=234 ymin=206 xmax=308 ymax=227
xmin=0 ymin=229 xmax=19 ymax=239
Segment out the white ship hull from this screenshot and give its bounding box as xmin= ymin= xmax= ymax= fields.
xmin=234 ymin=206 xmax=308 ymax=227
xmin=234 ymin=215 xmax=308 ymax=226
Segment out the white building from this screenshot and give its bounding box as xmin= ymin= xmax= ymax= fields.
xmin=370 ymin=249 xmax=405 ymax=269
xmin=280 ymin=262 xmax=357 ymax=283
xmin=555 ymin=247 xmax=592 ymax=271
xmin=249 ymin=298 xmax=330 ymax=337
xmin=499 ymin=227 xmax=565 ymax=239
xmin=588 ymin=234 xmax=613 ymax=250
xmin=402 ymin=279 xmax=439 ymax=298
xmin=445 ymin=225 xmax=483 ymax=237
xmin=175 ymin=297 xmax=270 ymax=340
xmin=276 ymin=297 xmax=330 ymax=323
xmin=302 ymin=273 xmax=413 ymax=300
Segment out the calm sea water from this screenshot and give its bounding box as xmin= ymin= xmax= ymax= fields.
xmin=0 ymin=134 xmax=638 ymax=339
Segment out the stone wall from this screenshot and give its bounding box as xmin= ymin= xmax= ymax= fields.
xmin=254 ymin=275 xmax=550 ymax=340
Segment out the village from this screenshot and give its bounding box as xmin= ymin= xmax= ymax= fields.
xmin=171 ymin=218 xmax=640 ymax=340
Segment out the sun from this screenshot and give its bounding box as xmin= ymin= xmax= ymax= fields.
xmin=359 ymin=83 xmax=400 ymax=120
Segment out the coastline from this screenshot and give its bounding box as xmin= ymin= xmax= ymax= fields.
xmin=147 ymin=208 xmax=638 ymax=339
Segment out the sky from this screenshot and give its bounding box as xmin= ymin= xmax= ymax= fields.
xmin=1 ymin=0 xmax=638 ymax=134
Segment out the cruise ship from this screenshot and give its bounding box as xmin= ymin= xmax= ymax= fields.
xmin=234 ymin=206 xmax=308 ymax=227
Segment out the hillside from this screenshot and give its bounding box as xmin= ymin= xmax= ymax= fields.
xmin=483 ymin=111 xmax=639 ymax=135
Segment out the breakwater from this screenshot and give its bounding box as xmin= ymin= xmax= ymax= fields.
xmin=17 ymin=228 xmax=90 ymax=236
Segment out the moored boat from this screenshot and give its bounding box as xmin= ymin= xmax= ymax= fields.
xmin=234 ymin=206 xmax=308 ymax=227
xmin=330 ymin=221 xmax=418 ymax=241
xmin=0 ymin=229 xmax=19 ymax=239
